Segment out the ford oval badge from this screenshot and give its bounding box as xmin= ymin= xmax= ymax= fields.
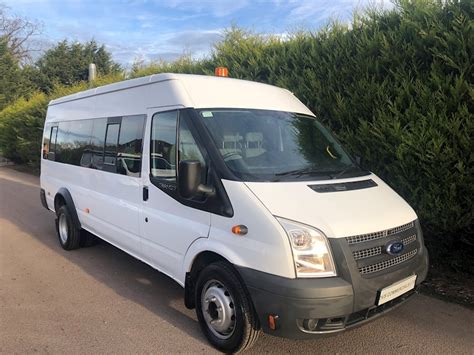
xmin=386 ymin=241 xmax=404 ymax=256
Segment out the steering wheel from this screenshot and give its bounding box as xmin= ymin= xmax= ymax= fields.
xmin=222 ymin=151 xmax=242 ymax=161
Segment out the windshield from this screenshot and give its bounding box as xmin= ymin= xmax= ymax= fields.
xmin=199 ymin=109 xmax=367 ymax=182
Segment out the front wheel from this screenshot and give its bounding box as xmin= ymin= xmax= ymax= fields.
xmin=195 ymin=261 xmax=261 ymax=353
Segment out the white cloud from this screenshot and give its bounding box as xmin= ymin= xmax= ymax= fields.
xmin=286 ymin=0 xmax=394 ymax=24
xmin=161 ymin=0 xmax=249 ymax=17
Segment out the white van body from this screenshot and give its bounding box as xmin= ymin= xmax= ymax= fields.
xmin=40 ymin=74 xmax=428 ymax=352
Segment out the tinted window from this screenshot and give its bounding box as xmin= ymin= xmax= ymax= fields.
xmin=49 ymin=126 xmax=58 ymax=160
xmin=42 ymin=123 xmax=51 ymax=159
xmin=55 ymin=121 xmax=71 ymax=164
xmin=104 ymin=123 xmax=120 ymax=166
xmin=151 ymin=111 xmax=177 ymax=181
xmin=89 ymin=118 xmax=107 ymax=169
xmin=68 ymin=120 xmax=93 ymax=166
xmin=117 ymin=115 xmax=145 ymax=177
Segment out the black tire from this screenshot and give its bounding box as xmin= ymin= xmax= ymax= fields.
xmin=55 ymin=205 xmax=81 ymax=250
xmin=195 ymin=261 xmax=261 ymax=353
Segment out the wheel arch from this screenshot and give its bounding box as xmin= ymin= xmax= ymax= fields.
xmin=183 ymin=241 xmax=249 ymax=310
xmin=54 ymin=188 xmax=81 ymax=229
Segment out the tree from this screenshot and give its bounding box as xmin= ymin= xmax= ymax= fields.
xmin=0 ymin=4 xmax=41 ymax=64
xmin=0 ymin=37 xmax=36 ymax=110
xmin=34 ymin=40 xmax=121 ymax=92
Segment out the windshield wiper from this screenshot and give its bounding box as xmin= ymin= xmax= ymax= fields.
xmin=331 ymin=165 xmax=360 ymax=179
xmin=274 ymin=167 xmax=335 ymax=179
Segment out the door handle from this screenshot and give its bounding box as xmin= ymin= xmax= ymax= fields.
xmin=143 ymin=186 xmax=149 ymax=201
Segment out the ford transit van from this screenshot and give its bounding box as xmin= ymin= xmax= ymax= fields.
xmin=40 ymin=73 xmax=429 ymax=353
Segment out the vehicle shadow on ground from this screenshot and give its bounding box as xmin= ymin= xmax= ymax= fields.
xmin=0 ymin=173 xmax=209 ymax=346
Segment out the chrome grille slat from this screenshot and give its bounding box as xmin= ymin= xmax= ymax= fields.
xmin=346 ymin=221 xmax=415 ymax=245
xmin=402 ymin=234 xmax=417 ymax=246
xmin=359 ymin=249 xmax=418 ymax=275
xmin=352 ymin=234 xmax=417 ymax=260
xmin=353 ymin=246 xmax=382 ymax=260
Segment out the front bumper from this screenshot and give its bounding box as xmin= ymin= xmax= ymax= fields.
xmin=236 ymin=245 xmax=428 ymax=339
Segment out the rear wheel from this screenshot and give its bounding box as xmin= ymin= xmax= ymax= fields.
xmin=56 ymin=205 xmax=81 ymax=250
xmin=195 ymin=261 xmax=261 ymax=353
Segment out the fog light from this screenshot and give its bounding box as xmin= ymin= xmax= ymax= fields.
xmin=303 ymin=318 xmax=318 ymax=331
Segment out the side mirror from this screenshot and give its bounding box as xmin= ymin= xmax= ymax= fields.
xmin=178 ymin=160 xmax=215 ymax=199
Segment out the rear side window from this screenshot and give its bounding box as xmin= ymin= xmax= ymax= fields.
xmin=55 ymin=121 xmax=71 ymax=164
xmin=49 ymin=126 xmax=58 ymax=160
xmin=88 ymin=118 xmax=107 ymax=169
xmin=68 ymin=120 xmax=93 ymax=166
xmin=117 ymin=115 xmax=145 ymax=177
xmin=45 ymin=115 xmax=145 ymax=177
xmin=42 ymin=123 xmax=58 ymax=160
xmin=104 ymin=123 xmax=120 ymax=168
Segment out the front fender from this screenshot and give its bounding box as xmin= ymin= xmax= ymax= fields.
xmin=182 ymin=237 xmax=248 ymax=278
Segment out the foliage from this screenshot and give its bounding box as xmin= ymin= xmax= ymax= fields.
xmin=129 ymin=55 xmax=213 ymax=78
xmin=31 ymin=40 xmax=122 ymax=92
xmin=0 ymin=37 xmax=37 ymax=110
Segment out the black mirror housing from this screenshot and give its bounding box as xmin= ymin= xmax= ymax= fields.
xmin=178 ymin=160 xmax=215 ymax=199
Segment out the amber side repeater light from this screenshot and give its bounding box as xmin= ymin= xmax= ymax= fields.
xmin=231 ymin=225 xmax=248 ymax=236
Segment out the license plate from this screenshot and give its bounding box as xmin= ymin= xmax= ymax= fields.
xmin=377 ymin=275 xmax=417 ymax=305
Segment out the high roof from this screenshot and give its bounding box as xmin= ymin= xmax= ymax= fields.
xmin=48 ymin=73 xmax=314 ymax=116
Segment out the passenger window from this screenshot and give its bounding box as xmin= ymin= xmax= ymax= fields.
xmin=104 ymin=123 xmax=120 ymax=166
xmin=48 ymin=126 xmax=58 ymax=160
xmin=55 ymin=121 xmax=71 ymax=164
xmin=42 ymin=123 xmax=51 ymax=159
xmin=117 ymin=115 xmax=145 ymax=177
xmin=89 ymin=118 xmax=107 ymax=169
xmin=150 ymin=111 xmax=177 ymax=181
xmin=68 ymin=120 xmax=93 ymax=166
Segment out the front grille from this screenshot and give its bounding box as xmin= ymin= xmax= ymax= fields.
xmin=352 ymin=234 xmax=417 ymax=261
xmin=346 ymin=221 xmax=414 ymax=245
xmin=345 ymin=221 xmax=419 ymax=276
xmin=359 ymin=249 xmax=418 ymax=275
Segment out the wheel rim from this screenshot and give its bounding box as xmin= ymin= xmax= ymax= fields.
xmin=201 ymin=279 xmax=236 ymax=339
xmin=58 ymin=213 xmax=68 ymax=244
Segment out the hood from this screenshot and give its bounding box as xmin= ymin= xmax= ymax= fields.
xmin=244 ymin=174 xmax=417 ymax=238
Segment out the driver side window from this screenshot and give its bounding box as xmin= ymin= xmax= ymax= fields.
xmin=151 ymin=110 xmax=178 ymax=182
xmin=150 ymin=110 xmax=207 ymax=189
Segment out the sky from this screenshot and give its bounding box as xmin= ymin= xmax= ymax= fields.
xmin=4 ymin=0 xmax=393 ymax=67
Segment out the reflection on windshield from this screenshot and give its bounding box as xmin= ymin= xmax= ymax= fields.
xmin=199 ymin=109 xmax=366 ymax=182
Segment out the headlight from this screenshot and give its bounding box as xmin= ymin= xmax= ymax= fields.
xmin=276 ymin=217 xmax=336 ymax=278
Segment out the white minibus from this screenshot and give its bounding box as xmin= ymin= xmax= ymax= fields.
xmin=40 ymin=73 xmax=428 ymax=353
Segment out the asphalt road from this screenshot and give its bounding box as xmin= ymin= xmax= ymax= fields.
xmin=1 ymin=166 xmax=473 ymax=354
